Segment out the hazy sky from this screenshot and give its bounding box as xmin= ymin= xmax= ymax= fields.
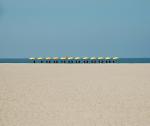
xmin=0 ymin=0 xmax=150 ymax=58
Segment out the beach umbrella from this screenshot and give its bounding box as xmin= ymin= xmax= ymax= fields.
xmin=68 ymin=57 xmax=74 ymax=60
xmin=53 ymin=57 xmax=59 ymax=60
xmin=60 ymin=57 xmax=68 ymax=60
xmin=90 ymin=57 xmax=97 ymax=63
xmin=90 ymin=57 xmax=97 ymax=60
xmin=83 ymin=57 xmax=89 ymax=63
xmin=53 ymin=57 xmax=59 ymax=63
xmin=46 ymin=57 xmax=51 ymax=63
xmin=61 ymin=57 xmax=68 ymax=63
xmin=97 ymin=57 xmax=104 ymax=63
xmin=113 ymin=57 xmax=119 ymax=60
xmin=37 ymin=57 xmax=43 ymax=63
xmin=105 ymin=57 xmax=111 ymax=60
xmin=29 ymin=57 xmax=35 ymax=60
xmin=29 ymin=57 xmax=36 ymax=63
xmin=68 ymin=57 xmax=74 ymax=63
xmin=83 ymin=57 xmax=89 ymax=60
xmin=105 ymin=57 xmax=111 ymax=63
xmin=112 ymin=57 xmax=119 ymax=63
xmin=60 ymin=57 xmax=65 ymax=60
xmin=97 ymin=57 xmax=104 ymax=60
xmin=75 ymin=57 xmax=81 ymax=63
xmin=37 ymin=57 xmax=43 ymax=60
xmin=46 ymin=57 xmax=51 ymax=60
xmin=75 ymin=57 xmax=81 ymax=60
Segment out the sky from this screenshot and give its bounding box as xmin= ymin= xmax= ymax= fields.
xmin=0 ymin=0 xmax=150 ymax=58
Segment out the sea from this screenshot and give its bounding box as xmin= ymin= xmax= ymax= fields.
xmin=0 ymin=58 xmax=150 ymax=63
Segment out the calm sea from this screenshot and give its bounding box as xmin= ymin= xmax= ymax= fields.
xmin=0 ymin=58 xmax=150 ymax=63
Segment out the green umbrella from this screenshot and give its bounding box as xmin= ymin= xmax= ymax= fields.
xmin=83 ymin=57 xmax=89 ymax=60
xmin=74 ymin=57 xmax=81 ymax=63
xmin=68 ymin=57 xmax=74 ymax=60
xmin=90 ymin=57 xmax=97 ymax=60
xmin=98 ymin=57 xmax=104 ymax=60
xmin=113 ymin=57 xmax=119 ymax=60
xmin=105 ymin=57 xmax=111 ymax=60
xmin=83 ymin=57 xmax=89 ymax=63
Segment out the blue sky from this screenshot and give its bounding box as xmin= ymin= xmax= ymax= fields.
xmin=0 ymin=0 xmax=150 ymax=58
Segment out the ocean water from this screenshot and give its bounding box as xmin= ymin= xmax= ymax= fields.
xmin=0 ymin=58 xmax=150 ymax=63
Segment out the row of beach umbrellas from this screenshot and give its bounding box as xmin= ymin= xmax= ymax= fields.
xmin=29 ymin=57 xmax=119 ymax=63
xmin=30 ymin=57 xmax=119 ymax=60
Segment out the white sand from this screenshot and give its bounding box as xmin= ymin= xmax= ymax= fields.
xmin=0 ymin=64 xmax=150 ymax=126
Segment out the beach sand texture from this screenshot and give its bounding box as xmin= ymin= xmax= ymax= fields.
xmin=0 ymin=64 xmax=150 ymax=126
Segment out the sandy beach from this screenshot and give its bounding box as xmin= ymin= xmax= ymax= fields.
xmin=0 ymin=64 xmax=150 ymax=126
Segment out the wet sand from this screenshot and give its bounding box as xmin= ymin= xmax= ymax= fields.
xmin=0 ymin=64 xmax=150 ymax=126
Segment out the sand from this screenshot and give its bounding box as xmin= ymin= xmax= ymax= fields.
xmin=0 ymin=64 xmax=150 ymax=126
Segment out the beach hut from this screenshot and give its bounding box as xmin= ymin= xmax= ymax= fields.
xmin=105 ymin=57 xmax=111 ymax=63
xmin=53 ymin=57 xmax=59 ymax=63
xmin=68 ymin=57 xmax=74 ymax=63
xmin=83 ymin=57 xmax=89 ymax=63
xmin=29 ymin=57 xmax=36 ymax=63
xmin=75 ymin=57 xmax=81 ymax=63
xmin=112 ymin=57 xmax=119 ymax=63
xmin=61 ymin=57 xmax=68 ymax=63
xmin=90 ymin=57 xmax=97 ymax=63
xmin=98 ymin=57 xmax=104 ymax=63
xmin=46 ymin=57 xmax=51 ymax=63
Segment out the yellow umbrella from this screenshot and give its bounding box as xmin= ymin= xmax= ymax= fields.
xmin=105 ymin=57 xmax=111 ymax=60
xmin=29 ymin=57 xmax=35 ymax=60
xmin=53 ymin=57 xmax=59 ymax=60
xmin=98 ymin=57 xmax=104 ymax=60
xmin=113 ymin=57 xmax=119 ymax=60
xmin=90 ymin=57 xmax=97 ymax=60
xmin=83 ymin=57 xmax=89 ymax=60
xmin=37 ymin=57 xmax=43 ymax=60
